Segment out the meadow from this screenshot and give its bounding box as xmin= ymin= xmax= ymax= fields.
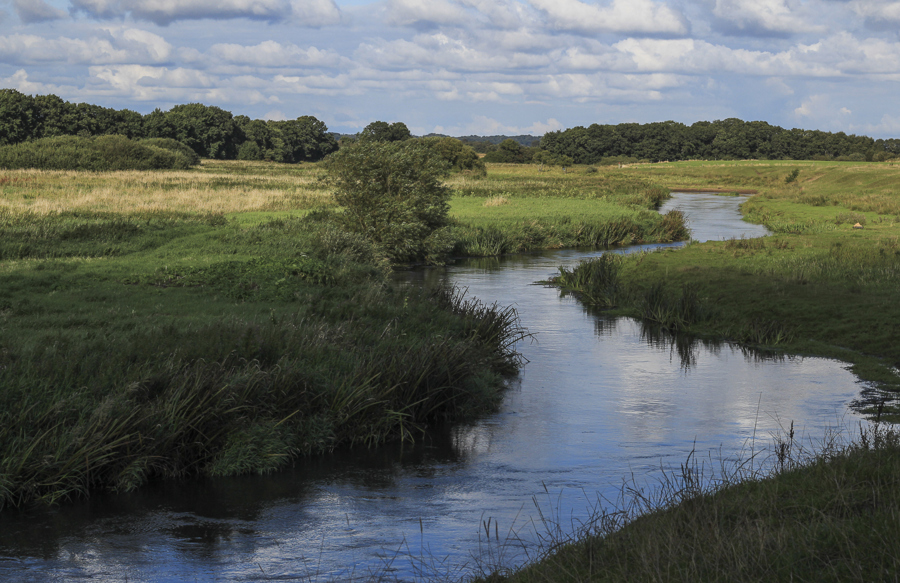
xmin=0 ymin=159 xmax=685 ymax=509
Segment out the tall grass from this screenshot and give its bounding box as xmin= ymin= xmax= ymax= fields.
xmin=475 ymin=420 xmax=900 ymax=583
xmin=0 ymin=285 xmax=527 ymax=509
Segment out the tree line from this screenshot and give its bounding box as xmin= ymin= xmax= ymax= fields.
xmin=3 ymin=89 xmax=898 ymax=165
xmin=539 ymin=119 xmax=900 ymax=164
xmin=0 ymin=89 xmax=338 ymax=163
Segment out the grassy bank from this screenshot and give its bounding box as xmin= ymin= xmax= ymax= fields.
xmin=552 ymin=160 xmax=900 ymax=409
xmin=448 ymin=164 xmax=688 ymax=255
xmin=478 ymin=422 xmax=900 ymax=582
xmin=0 ymin=160 xmax=683 ymax=509
xmin=0 ymin=160 xmax=528 ymax=509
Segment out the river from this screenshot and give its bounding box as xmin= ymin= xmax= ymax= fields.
xmin=0 ymin=193 xmax=870 ymax=582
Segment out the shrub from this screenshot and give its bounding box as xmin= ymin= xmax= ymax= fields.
xmin=322 ymin=140 xmax=452 ymax=264
xmin=421 ymin=137 xmax=486 ymax=177
xmin=140 ymin=137 xmax=202 ymax=165
xmin=0 ymin=135 xmax=196 ymax=171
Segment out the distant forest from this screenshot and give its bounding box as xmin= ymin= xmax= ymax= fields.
xmin=1 ymin=89 xmax=898 ymax=165
xmin=539 ymin=120 xmax=900 ymax=164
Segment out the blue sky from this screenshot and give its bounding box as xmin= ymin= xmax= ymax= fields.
xmin=1 ymin=0 xmax=899 ymax=137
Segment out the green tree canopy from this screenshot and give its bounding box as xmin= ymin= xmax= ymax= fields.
xmin=359 ymin=120 xmax=412 ymax=142
xmin=421 ymin=136 xmax=486 ymax=176
xmin=322 ymin=140 xmax=452 ymax=263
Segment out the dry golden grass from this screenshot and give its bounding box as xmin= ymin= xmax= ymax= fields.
xmin=483 ymin=195 xmax=510 ymax=207
xmin=0 ymin=160 xmax=333 ymax=216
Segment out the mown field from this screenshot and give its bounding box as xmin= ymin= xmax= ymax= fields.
xmin=0 ymin=160 xmax=685 ymax=510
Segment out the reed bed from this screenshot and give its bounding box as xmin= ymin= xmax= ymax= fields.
xmin=0 ymin=285 xmax=527 ymax=510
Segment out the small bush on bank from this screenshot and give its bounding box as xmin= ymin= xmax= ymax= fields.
xmin=139 ymin=137 xmax=201 ymax=165
xmin=0 ymin=135 xmax=197 ymax=171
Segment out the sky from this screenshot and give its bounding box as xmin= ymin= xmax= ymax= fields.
xmin=1 ymin=0 xmax=899 ymax=138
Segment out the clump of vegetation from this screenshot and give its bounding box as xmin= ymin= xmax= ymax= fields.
xmin=140 ymin=137 xmax=201 ymax=165
xmin=0 ymin=135 xmax=197 ymax=171
xmin=423 ymin=136 xmax=487 ymax=177
xmin=555 ymin=253 xmax=623 ymax=308
xmin=322 ymin=140 xmax=454 ymax=264
xmin=483 ymin=195 xmax=510 ymax=207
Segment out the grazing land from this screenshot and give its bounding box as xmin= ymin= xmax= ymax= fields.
xmin=0 ymin=160 xmax=684 ymax=509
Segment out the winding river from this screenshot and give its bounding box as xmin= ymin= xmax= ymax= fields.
xmin=0 ymin=193 xmax=871 ymax=582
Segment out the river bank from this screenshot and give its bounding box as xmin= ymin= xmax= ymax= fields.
xmin=0 ymin=160 xmax=685 ymax=510
xmin=553 ymin=160 xmax=900 ymax=412
xmin=499 ymin=159 xmax=900 ymax=582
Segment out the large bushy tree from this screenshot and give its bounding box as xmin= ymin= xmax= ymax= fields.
xmin=359 ymin=120 xmax=412 ymax=142
xmin=322 ymin=140 xmax=452 ymax=263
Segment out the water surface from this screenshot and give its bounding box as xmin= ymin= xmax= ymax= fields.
xmin=0 ymin=193 xmax=865 ymax=582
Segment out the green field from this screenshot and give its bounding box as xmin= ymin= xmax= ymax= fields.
xmin=0 ymin=159 xmax=683 ymax=509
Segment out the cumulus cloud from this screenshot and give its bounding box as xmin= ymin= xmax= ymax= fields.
xmin=70 ymin=0 xmax=341 ymax=25
xmin=851 ymin=0 xmax=900 ymax=28
xmin=290 ymin=0 xmax=342 ymax=25
xmin=357 ymin=33 xmax=551 ymax=71
xmin=528 ymin=0 xmax=688 ymax=36
xmin=611 ymin=38 xmax=840 ymax=77
xmin=207 ymin=41 xmax=344 ymax=68
xmin=12 ymin=0 xmax=67 ymax=23
xmin=385 ymin=0 xmax=469 ymax=26
xmin=0 ymin=29 xmax=172 ymax=65
xmin=712 ymin=0 xmax=823 ymax=36
xmin=0 ymin=69 xmax=69 ymax=94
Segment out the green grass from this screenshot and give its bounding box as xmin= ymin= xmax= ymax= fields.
xmin=447 ymin=165 xmax=688 ymax=256
xmin=0 ymin=163 xmax=534 ymax=509
xmin=477 ymin=422 xmax=900 ymax=583
xmin=551 ymin=160 xmax=900 ymax=406
xmin=0 ymin=160 xmax=685 ymax=509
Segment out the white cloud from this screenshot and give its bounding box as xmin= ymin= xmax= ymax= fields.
xmin=611 ymin=38 xmax=840 ymax=77
xmin=0 ymin=69 xmax=69 ymax=94
xmin=90 ymin=64 xmax=217 ymax=97
xmin=0 ymin=30 xmax=172 ymax=65
xmin=357 ymin=33 xmax=551 ymax=71
xmin=713 ymin=0 xmax=822 ymax=35
xmin=851 ymin=0 xmax=900 ymax=26
xmin=12 ymin=0 xmax=67 ymax=23
xmin=208 ymin=41 xmax=344 ymax=68
xmin=861 ymin=114 xmax=900 ymax=135
xmin=528 ymin=0 xmax=688 ymax=36
xmin=385 ymin=0 xmax=469 ymax=26
xmin=70 ymin=0 xmax=342 ymax=25
xmin=457 ymin=0 xmax=526 ymax=29
xmin=263 ymin=109 xmax=288 ymax=120
xmin=289 ymin=0 xmax=342 ymax=25
xmin=446 ymin=115 xmax=562 ymax=135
